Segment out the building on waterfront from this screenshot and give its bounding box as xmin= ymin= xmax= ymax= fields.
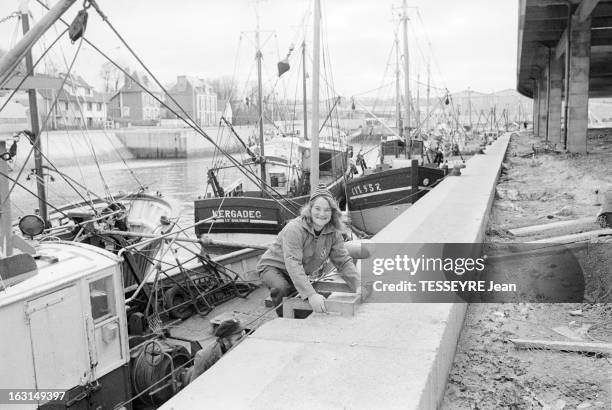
xmin=4 ymin=74 xmax=108 ymax=130
xmin=48 ymin=74 xmax=108 ymax=129
xmin=107 ymin=70 xmax=162 ymax=127
xmin=0 ymin=93 xmax=29 ymax=133
xmin=164 ymin=75 xmax=217 ymax=127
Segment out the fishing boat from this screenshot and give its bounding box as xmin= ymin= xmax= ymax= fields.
xmin=0 ymin=2 xmax=179 ymax=288
xmin=0 ymin=3 xmax=268 ymax=407
xmin=33 ymin=189 xmax=179 ymax=290
xmin=346 ymin=3 xmax=448 ymax=236
xmin=195 ymin=135 xmax=347 ymax=252
xmin=193 ymin=10 xmax=349 ymax=253
xmin=1 ymin=189 xmax=264 ymax=410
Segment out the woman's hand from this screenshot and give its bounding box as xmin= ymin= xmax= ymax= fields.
xmin=308 ymin=293 xmax=327 ymax=313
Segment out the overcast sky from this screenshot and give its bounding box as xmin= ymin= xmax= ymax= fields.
xmin=0 ymin=0 xmax=519 ymax=98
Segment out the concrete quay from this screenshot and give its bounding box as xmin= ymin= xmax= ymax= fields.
xmin=115 ymin=126 xmax=261 ymax=159
xmin=8 ymin=129 xmax=132 ymax=168
xmin=161 ymin=134 xmax=511 ymax=410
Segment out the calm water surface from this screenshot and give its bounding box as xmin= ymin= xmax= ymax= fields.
xmin=9 ymin=139 xmax=379 ymax=234
xmin=10 ymin=155 xmax=227 ymax=234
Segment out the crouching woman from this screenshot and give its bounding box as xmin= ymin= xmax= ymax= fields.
xmin=256 ymin=185 xmax=360 ymax=316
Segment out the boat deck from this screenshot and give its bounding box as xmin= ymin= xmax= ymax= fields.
xmin=168 ymin=286 xmax=275 ymax=347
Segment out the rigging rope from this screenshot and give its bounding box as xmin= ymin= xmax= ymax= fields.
xmin=0 ymin=27 xmax=66 ymax=116
xmin=0 ymin=170 xmax=86 ymax=222
xmin=1 ymin=36 xmax=91 ymax=210
xmin=0 ymin=11 xmax=20 ymax=25
xmin=47 ymin=14 xmax=146 ymax=193
xmin=49 ymin=3 xmax=302 ymax=217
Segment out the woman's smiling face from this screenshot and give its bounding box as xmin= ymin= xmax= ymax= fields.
xmin=311 ymin=197 xmax=332 ymax=230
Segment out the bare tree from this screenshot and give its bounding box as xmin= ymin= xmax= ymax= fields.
xmin=210 ymin=76 xmax=234 ymax=101
xmin=99 ymin=61 xmax=124 ymax=93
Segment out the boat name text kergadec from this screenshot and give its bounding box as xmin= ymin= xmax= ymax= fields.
xmin=212 ymin=209 xmax=263 ymax=219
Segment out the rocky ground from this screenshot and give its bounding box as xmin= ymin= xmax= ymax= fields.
xmin=441 ymin=129 xmax=612 ymax=409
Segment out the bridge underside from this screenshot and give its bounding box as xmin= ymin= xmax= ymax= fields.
xmin=518 ymin=0 xmax=612 ymax=152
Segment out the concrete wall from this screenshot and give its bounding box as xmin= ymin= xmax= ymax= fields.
xmin=115 ymin=126 xmax=251 ymax=159
xmin=8 ymin=129 xmax=133 ymax=168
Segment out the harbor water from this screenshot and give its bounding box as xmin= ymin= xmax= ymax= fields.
xmin=9 ymin=134 xmax=380 ymax=234
xmin=10 ymin=155 xmax=220 ymax=232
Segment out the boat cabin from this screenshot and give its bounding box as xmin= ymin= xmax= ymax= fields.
xmin=380 ymin=137 xmax=425 ymax=166
xmin=0 ymin=243 xmax=130 ymax=409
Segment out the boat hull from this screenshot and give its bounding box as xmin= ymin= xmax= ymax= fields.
xmin=43 ymin=192 xmax=178 ymax=290
xmin=347 ymin=165 xmax=445 ymax=235
xmin=194 ymin=179 xmax=346 ymax=251
xmin=350 ymin=202 xmax=411 ymax=234
xmin=194 ymin=195 xmax=308 ymax=236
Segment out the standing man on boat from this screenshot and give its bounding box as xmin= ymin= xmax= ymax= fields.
xmin=356 ymin=149 xmax=367 ymax=173
xmin=256 ymin=185 xmax=360 ymax=316
xmin=346 ymin=150 xmax=358 ymax=178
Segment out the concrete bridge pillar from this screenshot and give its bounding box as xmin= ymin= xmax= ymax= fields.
xmin=567 ymin=15 xmax=591 ymax=153
xmin=538 ymin=69 xmax=549 ymax=137
xmin=538 ymin=68 xmax=549 ymax=139
xmin=532 ymin=79 xmax=539 ymax=135
xmin=547 ymin=54 xmax=563 ymax=146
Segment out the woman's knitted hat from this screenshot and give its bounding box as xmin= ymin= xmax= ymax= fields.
xmin=310 ymin=183 xmax=334 ymax=203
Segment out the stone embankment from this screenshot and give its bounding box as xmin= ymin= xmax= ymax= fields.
xmin=10 ymin=129 xmax=132 ymax=168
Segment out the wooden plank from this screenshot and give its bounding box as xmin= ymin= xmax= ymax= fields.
xmin=282 ymin=292 xmax=361 ymax=318
xmin=325 ymin=292 xmax=360 ymax=317
xmin=313 ymin=280 xmax=353 ymax=294
xmin=510 ymin=338 xmax=612 ymax=355
xmin=508 ymin=217 xmax=596 ymax=236
xmin=528 ymin=228 xmax=612 ymax=244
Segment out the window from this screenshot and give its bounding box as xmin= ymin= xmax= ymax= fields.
xmin=122 ymin=106 xmax=130 ymax=117
xmin=87 ymin=102 xmax=92 ymax=111
xmin=97 ymin=103 xmax=102 ymax=111
xmin=64 ymin=102 xmax=69 ymax=110
xmin=89 ymin=276 xmax=116 ymax=322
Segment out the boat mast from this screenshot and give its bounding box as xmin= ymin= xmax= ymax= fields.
xmin=302 ymin=40 xmax=308 ymax=141
xmin=401 ymin=0 xmax=410 ymax=151
xmin=0 ymin=138 xmax=13 ymax=257
xmin=416 ymin=72 xmax=420 ymax=137
xmin=0 ymin=0 xmax=76 ymax=86
xmin=255 ymin=1 xmax=266 ymax=185
xmin=468 ymin=87 xmax=473 ymax=130
xmin=21 ymin=9 xmax=48 ymax=223
xmin=310 ymin=0 xmax=321 ymax=190
xmin=395 ymin=27 xmax=401 ymax=137
xmin=0 ymin=0 xmax=77 ymax=257
xmin=426 ymin=61 xmax=430 ymax=133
